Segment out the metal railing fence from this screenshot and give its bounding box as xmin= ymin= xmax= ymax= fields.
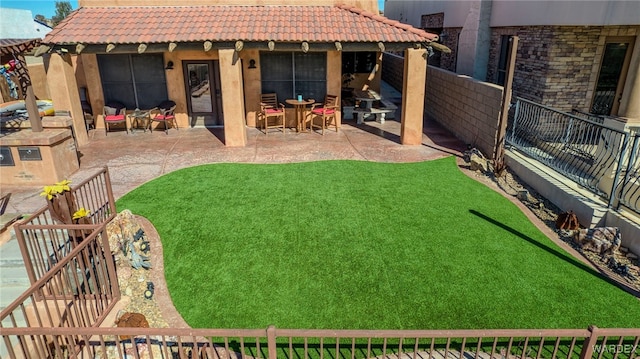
xmin=14 ymin=166 xmax=117 ymax=286
xmin=507 ymin=98 xmax=638 ymax=213
xmin=0 ymin=325 xmax=638 ymax=359
xmin=0 ymin=223 xmax=120 ymax=358
xmin=616 ymin=132 xmax=640 ymax=213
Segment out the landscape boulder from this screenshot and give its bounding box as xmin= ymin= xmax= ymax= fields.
xmin=573 ymin=227 xmax=621 ymax=256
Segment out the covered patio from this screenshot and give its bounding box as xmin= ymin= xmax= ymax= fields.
xmin=38 ymin=2 xmax=442 ymax=147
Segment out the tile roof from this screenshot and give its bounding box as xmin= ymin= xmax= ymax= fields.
xmin=44 ymin=5 xmax=438 ymax=45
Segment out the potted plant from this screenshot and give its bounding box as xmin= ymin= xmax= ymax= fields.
xmin=41 ymin=180 xmax=77 ymax=225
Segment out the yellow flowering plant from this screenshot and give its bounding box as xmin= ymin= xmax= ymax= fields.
xmin=41 ymin=179 xmax=78 ymax=225
xmin=40 ymin=180 xmax=72 ymax=200
xmin=72 ymin=208 xmax=90 ymax=220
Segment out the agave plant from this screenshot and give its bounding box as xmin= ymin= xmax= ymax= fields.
xmin=133 ymin=228 xmax=145 ymax=242
xmin=127 ymin=241 xmax=151 ymax=270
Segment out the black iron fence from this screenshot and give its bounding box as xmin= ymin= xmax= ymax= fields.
xmin=617 ymin=132 xmax=640 ymax=214
xmin=507 ymin=97 xmax=640 ymax=215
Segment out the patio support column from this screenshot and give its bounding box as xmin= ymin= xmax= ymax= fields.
xmin=400 ymin=48 xmax=427 ymax=145
xmin=219 ymin=48 xmax=247 ymax=147
xmin=46 ymin=52 xmax=89 ymax=146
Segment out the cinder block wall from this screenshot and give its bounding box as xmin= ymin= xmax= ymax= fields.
xmin=383 ymin=53 xmax=504 ymax=158
xmin=425 ymin=66 xmax=504 ymax=158
xmin=381 ymin=53 xmax=404 ymax=92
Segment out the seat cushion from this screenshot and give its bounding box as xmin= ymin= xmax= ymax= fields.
xmin=312 ymin=108 xmax=335 ymax=115
xmin=105 ymin=114 xmax=125 ymax=122
xmin=265 ymin=108 xmax=283 ymax=114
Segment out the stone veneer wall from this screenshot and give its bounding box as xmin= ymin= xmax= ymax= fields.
xmin=438 ymin=27 xmax=461 ymax=73
xmin=382 ymin=53 xmax=504 ymax=158
xmin=487 ymin=25 xmax=640 ymax=113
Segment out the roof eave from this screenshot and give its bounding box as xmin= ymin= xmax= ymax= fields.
xmin=40 ymin=40 xmax=438 ymax=55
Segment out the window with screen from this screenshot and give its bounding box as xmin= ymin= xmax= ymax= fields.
xmin=260 ymin=52 xmax=326 ymax=104
xmin=97 ymin=54 xmax=168 ymax=109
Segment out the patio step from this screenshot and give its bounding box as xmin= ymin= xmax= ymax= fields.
xmin=0 ymin=232 xmax=30 ymax=357
xmin=0 ymin=233 xmax=30 ymax=311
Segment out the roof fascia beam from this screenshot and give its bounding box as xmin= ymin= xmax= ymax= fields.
xmin=47 ymin=41 xmax=423 ymax=54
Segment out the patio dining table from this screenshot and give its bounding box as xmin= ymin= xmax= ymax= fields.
xmin=285 ymin=98 xmax=314 ymax=132
xmin=127 ymin=108 xmax=156 ymax=133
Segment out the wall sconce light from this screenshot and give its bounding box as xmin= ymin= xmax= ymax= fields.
xmin=248 ymin=59 xmax=256 ymax=69
xmin=165 ymin=61 xmax=174 ymax=70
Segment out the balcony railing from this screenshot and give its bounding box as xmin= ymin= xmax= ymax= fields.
xmin=14 ymin=166 xmax=117 ymax=286
xmin=1 ymin=323 xmax=638 ymax=358
xmin=507 ymin=98 xmax=639 ymax=214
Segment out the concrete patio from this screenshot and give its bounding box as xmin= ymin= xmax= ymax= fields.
xmin=0 ymin=117 xmax=467 ymax=217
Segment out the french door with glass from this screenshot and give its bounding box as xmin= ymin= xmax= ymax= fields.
xmin=183 ymin=61 xmax=223 ymax=127
xmin=591 ymin=37 xmax=635 ymax=116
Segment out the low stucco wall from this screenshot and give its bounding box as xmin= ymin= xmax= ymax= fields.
xmin=0 ymin=127 xmax=79 ymax=186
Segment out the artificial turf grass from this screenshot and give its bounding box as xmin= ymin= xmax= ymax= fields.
xmin=116 ymin=157 xmax=640 ymax=330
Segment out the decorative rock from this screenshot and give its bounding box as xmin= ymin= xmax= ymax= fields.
xmin=106 ymin=210 xmax=144 ymax=255
xmin=574 ymin=227 xmax=621 ymax=256
xmin=115 ymin=312 xmax=149 ymax=340
xmin=620 ymin=246 xmax=629 ymax=253
xmin=627 ymin=252 xmax=638 ymax=260
xmin=469 ymin=153 xmax=488 ymax=173
xmin=517 ymin=190 xmax=528 ymax=201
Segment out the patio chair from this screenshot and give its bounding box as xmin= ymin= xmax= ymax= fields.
xmin=150 ymin=100 xmax=177 ymax=134
xmin=103 ymin=102 xmax=127 ymax=135
xmin=259 ymin=93 xmax=285 ymax=135
xmin=310 ymin=94 xmax=339 ymax=135
xmin=82 ymin=100 xmax=94 ymax=131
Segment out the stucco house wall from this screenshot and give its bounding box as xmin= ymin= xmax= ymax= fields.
xmin=74 ymin=0 xmax=381 ymax=133
xmin=77 ymin=45 xmax=354 ymax=132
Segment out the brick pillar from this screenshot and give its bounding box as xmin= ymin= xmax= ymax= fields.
xmin=219 ymin=49 xmax=247 ymax=147
xmin=401 ymin=48 xmax=427 ymax=145
xmin=46 ymin=52 xmax=89 ymax=146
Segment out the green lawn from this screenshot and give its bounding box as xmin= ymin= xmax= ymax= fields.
xmin=116 ymin=157 xmax=640 ymax=330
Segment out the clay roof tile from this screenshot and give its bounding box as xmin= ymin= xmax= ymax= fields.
xmin=44 ymin=5 xmax=437 ymax=46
